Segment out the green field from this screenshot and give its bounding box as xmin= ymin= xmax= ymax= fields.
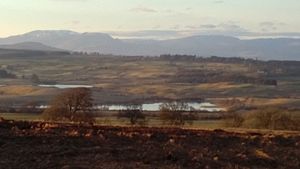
xmin=0 ymin=113 xmax=223 ymax=129
xmin=0 ymin=113 xmax=42 ymax=121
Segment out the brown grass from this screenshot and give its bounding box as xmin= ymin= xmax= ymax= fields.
xmin=0 ymin=85 xmax=55 ymax=96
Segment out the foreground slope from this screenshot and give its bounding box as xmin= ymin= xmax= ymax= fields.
xmin=0 ymin=120 xmax=299 ymax=169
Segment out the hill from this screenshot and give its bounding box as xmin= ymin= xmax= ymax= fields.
xmin=0 ymin=42 xmax=65 ymax=52
xmin=0 ymin=48 xmax=69 ymax=58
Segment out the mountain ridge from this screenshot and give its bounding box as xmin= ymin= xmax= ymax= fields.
xmin=0 ymin=30 xmax=300 ymax=60
xmin=0 ymin=42 xmax=66 ymax=52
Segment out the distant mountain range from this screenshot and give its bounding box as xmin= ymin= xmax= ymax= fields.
xmin=0 ymin=42 xmax=65 ymax=51
xmin=0 ymin=30 xmax=300 ymax=60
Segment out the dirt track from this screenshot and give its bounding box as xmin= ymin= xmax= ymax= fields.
xmin=0 ymin=120 xmax=300 ymax=169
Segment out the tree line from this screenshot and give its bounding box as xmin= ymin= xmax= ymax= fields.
xmin=42 ymin=88 xmax=200 ymax=126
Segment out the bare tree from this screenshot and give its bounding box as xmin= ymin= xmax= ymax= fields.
xmin=42 ymin=88 xmax=95 ymax=123
xmin=30 ymin=74 xmax=40 ymax=84
xmin=159 ymin=102 xmax=197 ymax=126
xmin=223 ymin=107 xmax=300 ymax=131
xmin=117 ymin=105 xmax=146 ymax=125
xmin=244 ymin=107 xmax=300 ymax=130
xmin=0 ymin=116 xmax=5 ymax=122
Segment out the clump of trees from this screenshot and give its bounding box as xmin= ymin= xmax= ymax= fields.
xmin=29 ymin=73 xmax=57 ymax=85
xmin=223 ymin=111 xmax=245 ymax=128
xmin=30 ymin=74 xmax=40 ymax=84
xmin=243 ymin=108 xmax=299 ymax=130
xmin=42 ymin=88 xmax=95 ymax=123
xmin=224 ymin=107 xmax=300 ymax=131
xmin=0 ymin=69 xmax=16 ymax=79
xmin=0 ymin=116 xmax=5 ymax=122
xmin=171 ymin=68 xmax=277 ymax=86
xmin=159 ymin=102 xmax=198 ymax=126
xmin=117 ymin=105 xmax=146 ymax=126
xmin=160 ymin=54 xmax=196 ymax=61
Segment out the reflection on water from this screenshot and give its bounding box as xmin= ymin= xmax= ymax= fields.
xmin=38 ymin=84 xmax=93 ymax=89
xmin=37 ymin=102 xmax=224 ymax=112
xmin=98 ymin=102 xmax=225 ymax=112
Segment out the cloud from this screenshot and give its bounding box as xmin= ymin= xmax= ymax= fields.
xmin=131 ymin=6 xmax=157 ymax=13
xmin=171 ymin=25 xmax=181 ymax=30
xmin=185 ymin=24 xmax=217 ymax=29
xmin=108 ymin=29 xmax=300 ymax=40
xmin=71 ymin=20 xmax=80 ymax=25
xmin=108 ymin=30 xmax=182 ymax=39
xmin=200 ymin=24 xmax=217 ymax=29
xmin=259 ymin=22 xmax=287 ymax=32
xmin=213 ymin=0 xmax=224 ymax=4
xmin=152 ymin=25 xmax=161 ymax=29
xmin=106 ymin=22 xmax=299 ymax=40
xmin=49 ymin=0 xmax=90 ymax=2
xmin=260 ymin=22 xmax=277 ymax=31
xmin=186 ymin=22 xmax=247 ymax=32
xmin=260 ymin=22 xmax=275 ymax=27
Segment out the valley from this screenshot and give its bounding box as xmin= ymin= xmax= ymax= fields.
xmin=2 ymin=1 xmax=300 ymax=169
xmin=0 ymin=52 xmax=299 ymax=109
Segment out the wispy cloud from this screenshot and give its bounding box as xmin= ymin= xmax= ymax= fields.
xmin=49 ymin=0 xmax=90 ymax=1
xmin=71 ymin=20 xmax=80 ymax=25
xmin=260 ymin=22 xmax=286 ymax=32
xmin=130 ymin=6 xmax=157 ymax=13
xmin=200 ymin=24 xmax=217 ymax=29
xmin=108 ymin=30 xmax=182 ymax=39
xmin=107 ymin=24 xmax=300 ymax=40
xmin=213 ymin=0 xmax=225 ymax=4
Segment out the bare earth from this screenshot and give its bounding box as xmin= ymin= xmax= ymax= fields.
xmin=0 ymin=120 xmax=299 ymax=169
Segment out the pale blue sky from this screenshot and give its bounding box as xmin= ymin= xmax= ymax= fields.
xmin=1 ymin=0 xmax=300 ymax=38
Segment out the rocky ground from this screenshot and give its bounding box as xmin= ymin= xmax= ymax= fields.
xmin=0 ymin=119 xmax=300 ymax=169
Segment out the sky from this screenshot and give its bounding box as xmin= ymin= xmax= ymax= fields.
xmin=1 ymin=0 xmax=300 ymax=39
